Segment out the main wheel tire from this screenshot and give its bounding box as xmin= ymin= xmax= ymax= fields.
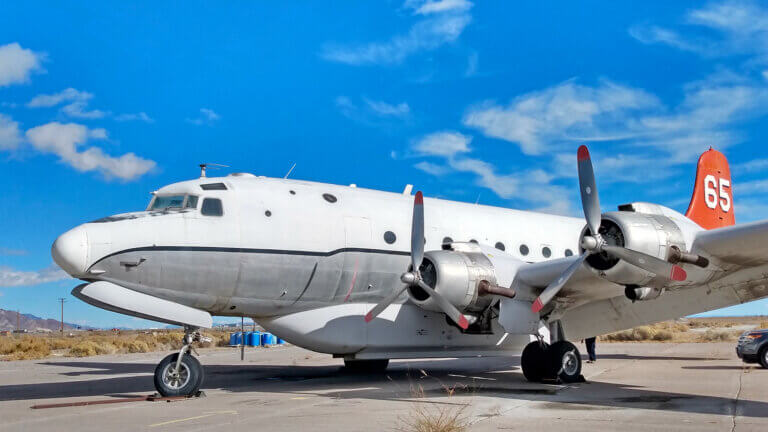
xmin=343 ymin=359 xmax=389 ymax=373
xmin=759 ymin=345 xmax=768 ymax=369
xmin=521 ymin=341 xmax=548 ymax=382
xmin=547 ymin=341 xmax=582 ymax=383
xmin=154 ymin=353 xmax=204 ymax=397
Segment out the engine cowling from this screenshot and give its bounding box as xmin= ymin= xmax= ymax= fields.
xmin=580 ymin=211 xmax=687 ymax=287
xmin=406 ymin=247 xmax=498 ymax=314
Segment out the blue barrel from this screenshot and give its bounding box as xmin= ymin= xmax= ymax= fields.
xmin=230 ymin=332 xmax=243 ymax=346
xmin=251 ymin=331 xmax=262 ymax=347
xmin=277 ymin=338 xmax=285 ymax=345
xmin=269 ymin=334 xmax=277 ymax=345
xmin=244 ymin=332 xmax=252 ymax=346
xmin=261 ymin=332 xmax=273 ymax=346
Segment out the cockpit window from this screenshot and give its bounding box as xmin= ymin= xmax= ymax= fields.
xmin=201 ymin=198 xmax=223 ymax=216
xmin=148 ymin=195 xmax=199 ymax=211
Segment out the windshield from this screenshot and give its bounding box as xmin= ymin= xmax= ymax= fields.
xmin=148 ymin=195 xmax=198 ymax=210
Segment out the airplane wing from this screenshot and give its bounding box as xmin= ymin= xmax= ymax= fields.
xmin=500 ymin=147 xmax=768 ymax=340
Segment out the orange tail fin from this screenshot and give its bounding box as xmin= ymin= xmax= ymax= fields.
xmin=685 ymin=148 xmax=735 ymax=229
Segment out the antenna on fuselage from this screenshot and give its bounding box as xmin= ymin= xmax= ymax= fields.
xmin=199 ymin=163 xmax=230 ymax=178
xmin=284 ymin=163 xmax=296 ymax=179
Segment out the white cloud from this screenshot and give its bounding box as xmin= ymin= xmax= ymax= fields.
xmin=0 ymin=265 xmax=68 ymax=287
xmin=27 ymin=88 xmax=107 ymax=119
xmin=0 ymin=114 xmax=22 ymax=150
xmin=25 ymin=122 xmax=155 ymax=180
xmin=405 ymin=0 xmax=473 ymax=15
xmin=733 ymin=158 xmax=768 ymax=173
xmin=630 ymin=1 xmax=768 ymax=62
xmin=0 ymin=43 xmax=45 ymax=87
xmin=0 ymin=247 xmax=26 ymax=256
xmin=414 ymin=161 xmax=450 ymax=176
xmin=463 ymin=80 xmax=660 ymax=155
xmin=412 ymin=131 xmax=572 ymax=214
xmin=320 ymin=2 xmax=472 ymax=66
xmin=186 ymin=108 xmax=220 ymax=126
xmin=364 ymin=98 xmax=410 ymax=117
xmin=114 ymin=112 xmax=154 ymax=123
xmin=414 ymin=131 xmax=471 ymax=157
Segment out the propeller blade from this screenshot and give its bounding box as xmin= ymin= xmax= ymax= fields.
xmin=532 ymin=254 xmax=587 ymax=313
xmin=602 ymin=245 xmax=687 ymax=281
xmin=577 ymin=145 xmax=602 ymax=236
xmin=364 ymin=285 xmax=409 ymax=323
xmin=411 ymin=191 xmax=425 ymax=272
xmin=416 ymin=280 xmax=469 ymax=329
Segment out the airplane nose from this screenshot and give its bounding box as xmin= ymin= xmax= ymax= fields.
xmin=52 ymin=226 xmax=89 ymax=277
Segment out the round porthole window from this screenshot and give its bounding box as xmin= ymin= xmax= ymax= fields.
xmin=265 ymin=210 xmax=272 ymax=217
xmin=519 ymin=244 xmax=529 ymax=256
xmin=542 ymin=247 xmax=552 ymax=258
xmin=384 ymin=231 xmax=396 ymax=244
xmin=289 ymin=190 xmax=296 ymax=195
xmin=565 ymin=249 xmax=573 ymax=257
xmin=442 ymin=236 xmax=453 ymax=245
xmin=469 ymin=239 xmax=478 ymax=244
xmin=323 ymin=193 xmax=337 ymax=203
xmin=495 ymin=242 xmax=505 ymax=251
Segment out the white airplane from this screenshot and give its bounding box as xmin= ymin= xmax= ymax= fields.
xmin=51 ymin=145 xmax=768 ymax=396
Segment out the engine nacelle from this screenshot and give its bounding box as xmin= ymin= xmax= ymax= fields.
xmin=581 ymin=211 xmax=687 ymax=287
xmin=406 ymin=248 xmax=498 ymax=314
xmin=625 ymin=286 xmax=664 ymax=301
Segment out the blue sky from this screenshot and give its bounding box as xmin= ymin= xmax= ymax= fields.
xmin=1 ymin=0 xmax=768 ymax=327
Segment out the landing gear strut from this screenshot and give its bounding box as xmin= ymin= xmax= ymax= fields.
xmin=154 ymin=327 xmax=210 ymax=396
xmin=521 ymin=340 xmax=582 ymax=383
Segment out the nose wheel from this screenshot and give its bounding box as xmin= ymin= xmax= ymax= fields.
xmin=154 ymin=328 xmax=209 ymax=397
xmin=521 ymin=340 xmax=582 ymax=383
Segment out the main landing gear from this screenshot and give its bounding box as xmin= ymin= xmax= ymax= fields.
xmin=520 ymin=340 xmax=582 ymax=383
xmin=154 ymin=327 xmax=210 ymax=397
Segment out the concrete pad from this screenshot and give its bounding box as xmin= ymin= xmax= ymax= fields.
xmin=0 ymin=342 xmax=766 ymax=431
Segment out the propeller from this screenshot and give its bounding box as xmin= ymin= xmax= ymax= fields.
xmin=531 ymin=145 xmax=687 ymax=313
xmin=364 ymin=191 xmax=469 ymax=329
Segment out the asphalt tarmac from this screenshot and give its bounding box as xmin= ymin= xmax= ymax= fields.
xmin=0 ymin=341 xmax=766 ymax=431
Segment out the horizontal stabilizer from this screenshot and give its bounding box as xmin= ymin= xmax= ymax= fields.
xmin=72 ymin=281 xmax=212 ymax=328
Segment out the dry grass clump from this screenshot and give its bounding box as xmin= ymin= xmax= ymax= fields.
xmin=396 ymin=404 xmax=470 ymax=432
xmin=761 ymin=321 xmax=768 ymax=329
xmin=395 ymin=384 xmax=470 ymax=432
xmin=1 ymin=329 xmax=233 ymax=361
xmin=602 ymin=321 xmax=685 ymax=342
xmin=0 ymin=336 xmax=52 ymax=360
xmin=697 ymin=329 xmax=740 ymax=342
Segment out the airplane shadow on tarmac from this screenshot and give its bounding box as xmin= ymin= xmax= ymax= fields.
xmin=1 ymin=354 xmax=767 ymax=419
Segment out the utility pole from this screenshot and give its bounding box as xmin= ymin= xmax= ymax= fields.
xmin=58 ymin=298 xmax=66 ymax=333
xmin=16 ymin=310 xmax=20 ymax=332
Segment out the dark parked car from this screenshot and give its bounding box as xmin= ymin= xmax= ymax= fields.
xmin=736 ymin=329 xmax=768 ymax=368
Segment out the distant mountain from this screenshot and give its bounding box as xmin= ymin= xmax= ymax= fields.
xmin=0 ymin=308 xmax=86 ymax=331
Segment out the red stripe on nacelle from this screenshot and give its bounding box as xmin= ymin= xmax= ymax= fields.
xmin=414 ymin=191 xmax=423 ymax=205
xmin=671 ymin=266 xmax=687 ymax=281
xmin=364 ymin=312 xmax=373 ymax=323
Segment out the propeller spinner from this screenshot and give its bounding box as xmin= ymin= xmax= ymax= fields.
xmin=531 ymin=145 xmax=687 ymax=313
xmin=364 ymin=191 xmax=469 ymax=329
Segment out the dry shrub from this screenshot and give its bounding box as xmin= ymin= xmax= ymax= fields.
xmin=603 ymin=326 xmax=656 ymax=342
xmin=396 ymin=403 xmax=469 ymax=432
xmin=760 ymin=321 xmax=768 ymax=329
xmin=0 ymin=336 xmax=51 ymax=360
xmin=697 ymin=330 xmax=739 ymax=342
xmin=652 ymin=330 xmax=673 ymax=341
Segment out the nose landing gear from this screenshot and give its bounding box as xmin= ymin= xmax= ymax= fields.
xmin=154 ymin=327 xmax=210 ymax=397
xmin=520 ymin=340 xmax=582 ymax=383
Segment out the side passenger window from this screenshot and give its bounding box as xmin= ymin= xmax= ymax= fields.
xmin=201 ymin=198 xmax=223 ymax=216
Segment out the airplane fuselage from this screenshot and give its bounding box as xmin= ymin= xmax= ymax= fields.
xmin=54 ymin=174 xmax=585 ymax=357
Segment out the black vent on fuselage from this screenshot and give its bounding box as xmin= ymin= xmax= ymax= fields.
xmin=201 ymin=183 xmax=227 ymax=190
